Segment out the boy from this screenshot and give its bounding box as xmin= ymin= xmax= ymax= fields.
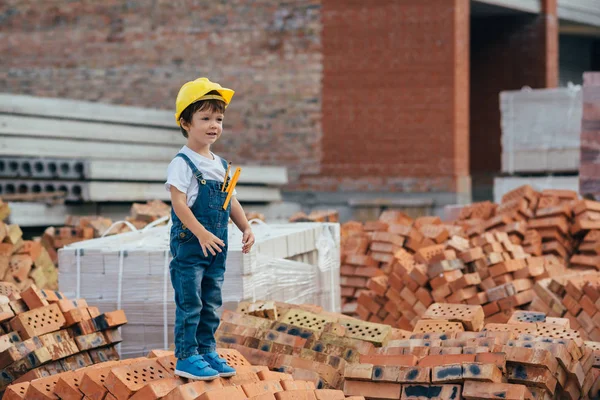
xmin=166 ymin=77 xmax=255 ymax=380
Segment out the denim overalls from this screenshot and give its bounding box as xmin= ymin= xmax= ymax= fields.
xmin=169 ymin=153 xmax=231 ymax=360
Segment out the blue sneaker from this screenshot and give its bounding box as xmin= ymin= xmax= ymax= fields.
xmin=175 ymin=355 xmax=219 ymax=380
xmin=203 ymin=351 xmax=237 ymax=377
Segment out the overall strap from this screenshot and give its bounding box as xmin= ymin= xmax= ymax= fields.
xmin=219 ymin=157 xmax=228 ymax=171
xmin=175 ymin=153 xmax=204 ymax=181
xmin=220 ymin=157 xmax=230 ymax=188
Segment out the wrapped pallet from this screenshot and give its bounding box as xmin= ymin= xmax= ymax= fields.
xmin=58 ymin=220 xmax=340 ymax=358
xmin=500 ymin=85 xmax=582 ymax=174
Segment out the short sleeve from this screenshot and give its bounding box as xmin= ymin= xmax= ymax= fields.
xmin=165 ymin=158 xmax=193 ymax=194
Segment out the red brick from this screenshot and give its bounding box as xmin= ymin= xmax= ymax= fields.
xmin=343 ymin=380 xmax=401 ymax=399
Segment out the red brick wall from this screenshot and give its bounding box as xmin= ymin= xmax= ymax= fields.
xmin=303 ymin=0 xmax=470 ymax=193
xmin=470 ymin=0 xmax=558 ymax=178
xmin=1 ymin=0 xmax=478 ymax=198
xmin=0 ymin=0 xmax=323 ymax=181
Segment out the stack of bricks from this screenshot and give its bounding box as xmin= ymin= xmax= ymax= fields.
xmin=569 ymin=200 xmax=600 ymax=270
xmin=0 ymin=221 xmax=58 ymax=290
xmin=460 ymin=186 xmax=600 ymax=270
xmin=4 ymin=348 xmax=364 ymax=400
xmin=356 ymin=229 xmax=565 ymax=330
xmin=342 ymin=302 xmax=600 ymax=400
xmin=216 ymin=301 xmax=412 ymax=391
xmin=339 ymin=210 xmax=463 ymax=317
xmin=532 ymin=271 xmax=600 ymax=341
xmin=0 ymin=282 xmax=127 ymax=395
xmin=41 ymin=200 xmax=171 ymax=263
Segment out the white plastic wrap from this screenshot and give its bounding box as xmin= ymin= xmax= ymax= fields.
xmin=58 ymin=221 xmax=340 ymax=358
xmin=500 ymin=85 xmax=582 ymax=174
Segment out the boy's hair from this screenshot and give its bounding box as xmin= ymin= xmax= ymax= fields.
xmin=179 ymin=90 xmax=227 ymax=138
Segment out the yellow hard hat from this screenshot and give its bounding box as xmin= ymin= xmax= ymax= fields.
xmin=174 ymin=77 xmax=235 ymax=126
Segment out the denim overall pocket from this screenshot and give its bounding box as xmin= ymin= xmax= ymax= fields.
xmin=208 ymin=188 xmax=229 ymax=211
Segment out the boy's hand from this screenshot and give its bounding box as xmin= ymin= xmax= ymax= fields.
xmin=197 ymin=229 xmax=225 ymax=257
xmin=242 ymin=228 xmax=255 ymax=254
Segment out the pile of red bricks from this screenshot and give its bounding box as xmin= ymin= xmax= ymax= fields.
xmin=0 ymin=282 xmax=127 ymax=395
xmin=340 ymin=186 xmax=600 ymax=332
xmin=4 ymin=348 xmax=364 ymax=400
xmin=41 ymin=200 xmax=171 ymax=263
xmin=342 ymin=222 xmax=565 ymax=331
xmin=532 ymin=270 xmax=600 ymax=341
xmin=216 ymin=301 xmax=410 ymax=391
xmin=459 ymin=186 xmax=600 ymax=267
xmin=222 ymin=300 xmax=600 ymax=399
xmin=342 ymin=302 xmax=598 ymax=399
xmin=0 ymin=221 xmax=58 ymax=290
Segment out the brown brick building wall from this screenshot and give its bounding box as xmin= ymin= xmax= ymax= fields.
xmin=0 ymin=0 xmax=323 ymax=183
xmin=0 ymin=0 xmax=559 ymax=206
xmin=470 ymin=1 xmax=558 ymax=184
xmin=299 ymin=0 xmax=470 ymax=196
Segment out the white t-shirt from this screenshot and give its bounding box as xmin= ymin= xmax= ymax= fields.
xmin=165 ymin=146 xmax=236 ymax=207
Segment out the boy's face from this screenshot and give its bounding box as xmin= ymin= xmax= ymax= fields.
xmin=184 ymin=109 xmax=224 ymax=147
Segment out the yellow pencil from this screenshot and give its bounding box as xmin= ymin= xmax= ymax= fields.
xmin=222 ymin=162 xmax=232 ymax=192
xmin=223 ymin=167 xmax=241 ymax=210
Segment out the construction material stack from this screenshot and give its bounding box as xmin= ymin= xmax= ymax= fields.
xmin=343 ymin=303 xmax=597 ymax=400
xmin=0 ymin=220 xmax=57 ymax=291
xmin=496 ymin=86 xmax=582 ymax=200
xmin=219 ymin=300 xmax=600 ymax=399
xmin=41 ymin=200 xmax=171 ymax=263
xmin=4 ymin=348 xmax=364 ymax=400
xmin=58 ymin=222 xmax=341 ymax=358
xmin=0 ymin=283 xmax=127 ymax=396
xmin=532 ymin=270 xmax=600 ymax=341
xmin=580 ymin=72 xmax=600 ymax=200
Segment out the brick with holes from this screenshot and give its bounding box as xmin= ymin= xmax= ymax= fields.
xmin=3 ymin=381 xmax=30 ymax=400
xmin=413 ymin=320 xmax=464 ymax=334
xmin=10 ymin=303 xmax=66 ymax=339
xmin=79 ymin=363 xmax=120 ymax=400
xmin=54 ymin=370 xmax=87 ymax=400
xmin=23 ymin=374 xmax=61 ymax=400
xmin=156 ymin=354 xmax=177 ymax=375
xmin=422 ymin=303 xmax=485 ymax=332
xmin=104 ymin=359 xmax=171 ymax=399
